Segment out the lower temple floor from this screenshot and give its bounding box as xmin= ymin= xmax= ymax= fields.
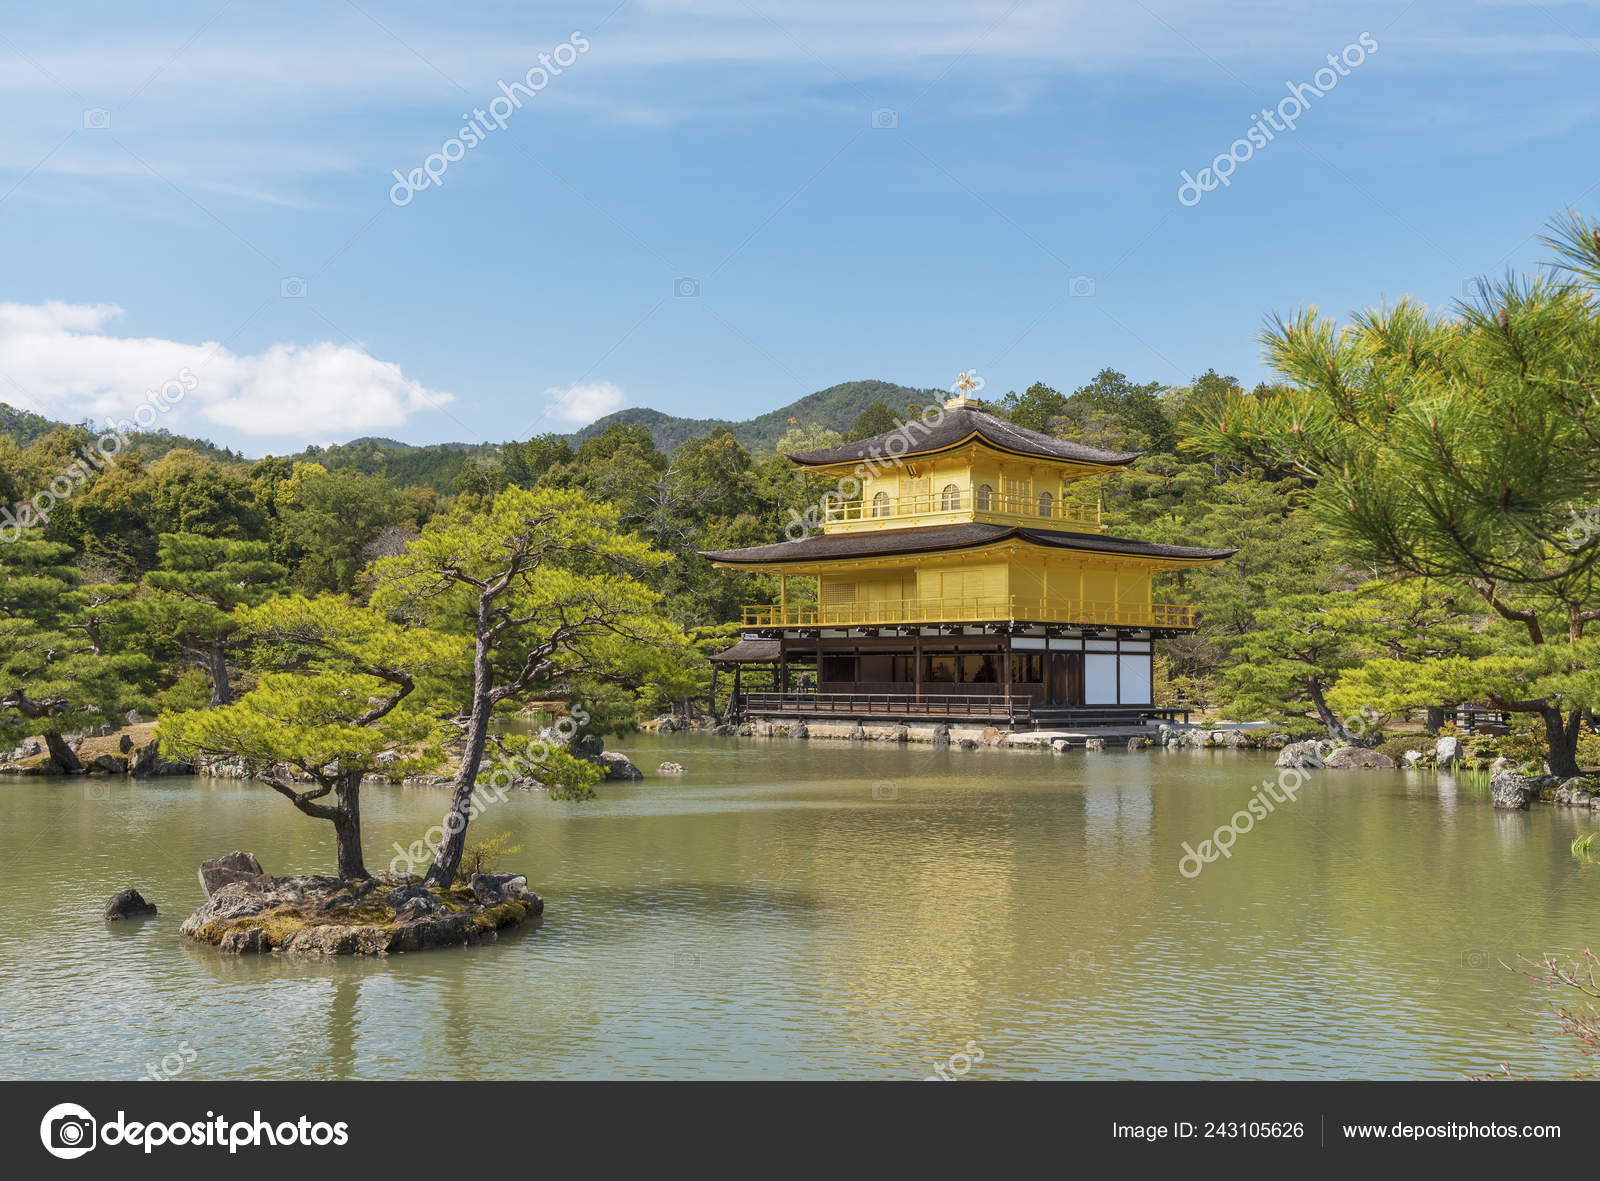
xmin=713 ymin=625 xmax=1180 ymax=727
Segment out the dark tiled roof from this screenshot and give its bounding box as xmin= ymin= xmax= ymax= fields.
xmin=787 ymin=406 xmax=1140 ymax=467
xmin=709 ymin=638 xmax=781 ymax=663
xmin=700 ymin=523 xmax=1236 ymax=565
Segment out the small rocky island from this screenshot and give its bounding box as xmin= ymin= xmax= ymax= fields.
xmin=180 ymin=852 xmax=542 ymax=956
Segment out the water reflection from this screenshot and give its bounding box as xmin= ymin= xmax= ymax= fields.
xmin=1 ymin=737 xmax=1594 ymax=1080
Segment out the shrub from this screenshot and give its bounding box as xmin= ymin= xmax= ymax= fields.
xmin=456 ymin=832 xmax=522 ymax=883
xmin=1379 ymin=735 xmax=1435 ymax=763
xmin=156 ymin=668 xmax=213 ymax=714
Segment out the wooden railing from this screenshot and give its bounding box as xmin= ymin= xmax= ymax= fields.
xmin=735 ymin=692 xmax=1194 ymax=725
xmin=824 ymin=489 xmax=1101 ymax=532
xmin=742 ymin=596 xmax=1194 ymax=629
xmin=742 ymin=690 xmax=1033 ymax=722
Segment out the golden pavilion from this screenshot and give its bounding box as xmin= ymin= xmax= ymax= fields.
xmin=699 ymin=393 xmax=1234 ymax=727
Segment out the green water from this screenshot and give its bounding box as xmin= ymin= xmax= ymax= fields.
xmin=2 ymin=736 xmax=1595 ymax=1080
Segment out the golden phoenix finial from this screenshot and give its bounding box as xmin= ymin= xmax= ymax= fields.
xmin=955 ymin=371 xmax=979 ymax=393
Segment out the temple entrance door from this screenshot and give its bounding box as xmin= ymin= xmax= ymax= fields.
xmin=1046 ymin=652 xmax=1084 ymax=706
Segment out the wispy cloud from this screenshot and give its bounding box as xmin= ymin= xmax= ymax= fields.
xmin=542 ymin=378 xmax=628 ymax=427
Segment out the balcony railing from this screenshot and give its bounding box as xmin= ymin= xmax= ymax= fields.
xmin=824 ymin=490 xmax=1101 ymax=531
xmin=742 ymin=596 xmax=1194 ymax=629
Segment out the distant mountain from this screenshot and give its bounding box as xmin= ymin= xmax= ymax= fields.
xmin=286 ymin=437 xmax=494 ymax=493
xmin=0 ymin=402 xmax=244 ymax=463
xmin=569 ymin=379 xmax=945 ymax=452
xmin=1 ymin=379 xmax=945 ymax=492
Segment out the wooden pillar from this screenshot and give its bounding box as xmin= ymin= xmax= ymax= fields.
xmin=1002 ymin=633 xmax=1013 ymax=721
xmin=710 ymin=665 xmax=720 ymax=719
xmin=733 ymin=663 xmax=742 ymax=714
xmin=779 ymin=641 xmax=789 ymax=693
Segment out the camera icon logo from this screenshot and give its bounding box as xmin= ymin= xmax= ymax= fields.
xmin=83 ymin=781 xmax=109 ymax=802
xmin=40 ymin=1102 xmax=97 ymax=1159
xmin=280 ymin=276 xmax=307 ymax=298
xmin=673 ymin=277 xmax=700 ymax=298
xmin=870 ymin=779 xmax=899 ymax=801
xmin=871 ymin=108 xmax=898 ymax=129
xmin=83 ymin=108 xmax=110 ymax=130
xmin=1460 ymin=948 xmax=1489 ymax=969
xmin=1069 ymin=275 xmax=1096 ymax=297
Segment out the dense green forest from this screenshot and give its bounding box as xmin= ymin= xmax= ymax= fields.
xmin=3 ymin=210 xmax=1598 ymax=791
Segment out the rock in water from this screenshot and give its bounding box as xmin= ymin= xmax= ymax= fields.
xmin=1127 ymin=736 xmax=1148 ymax=751
xmin=105 ymin=888 xmax=157 ymax=921
xmin=198 ymin=851 xmax=268 ymax=897
xmin=1435 ymin=735 xmax=1460 ymax=766
xmin=470 ymin=872 xmax=531 ymax=905
xmin=597 ymin=752 xmax=643 ymax=781
xmin=1275 ymin=740 xmax=1328 ymax=769
xmin=1321 ymin=746 xmax=1396 ymax=770
xmin=1491 ymin=771 xmax=1534 ymax=811
xmin=1084 ymin=738 xmax=1104 ymax=752
xmin=656 ymin=761 xmax=687 ymax=774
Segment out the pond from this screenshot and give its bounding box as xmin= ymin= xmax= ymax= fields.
xmin=2 ymin=736 xmax=1594 ymax=1080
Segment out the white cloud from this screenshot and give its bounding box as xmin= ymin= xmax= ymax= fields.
xmin=541 ymin=379 xmax=628 ymax=427
xmin=0 ymin=301 xmax=451 ymax=438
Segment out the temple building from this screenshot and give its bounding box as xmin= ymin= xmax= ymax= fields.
xmin=699 ymin=394 xmax=1235 ymax=728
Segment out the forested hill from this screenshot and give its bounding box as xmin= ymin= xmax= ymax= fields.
xmin=0 ymin=378 xmax=940 ymax=492
xmin=569 ymin=379 xmax=944 ymax=451
xmin=0 ymin=402 xmax=244 ymax=463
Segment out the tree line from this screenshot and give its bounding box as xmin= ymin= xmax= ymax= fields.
xmin=2 ymin=209 xmax=1597 ymax=875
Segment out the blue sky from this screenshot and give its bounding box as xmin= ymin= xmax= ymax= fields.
xmin=1 ymin=1 xmax=1597 ymax=455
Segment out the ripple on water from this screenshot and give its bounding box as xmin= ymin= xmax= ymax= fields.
xmin=0 ymin=739 xmax=1591 ymax=1079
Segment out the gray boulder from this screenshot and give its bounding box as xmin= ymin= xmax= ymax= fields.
xmin=1276 ymin=740 xmax=1330 ymax=769
xmin=789 ymin=721 xmax=808 ymax=739
xmin=1322 ymin=746 xmax=1396 ymax=771
xmin=1084 ymin=738 xmax=1104 ymax=752
xmin=1436 ymin=735 xmax=1461 ymax=766
xmin=218 ymin=927 xmax=267 ymax=954
xmin=130 ymin=740 xmax=190 ymax=777
xmin=198 ymin=851 xmax=268 ymax=897
xmin=470 ymin=872 xmax=531 ymax=906
xmin=931 ymin=724 xmax=951 ymax=746
xmin=1553 ymin=777 xmax=1599 ymax=806
xmin=1127 ymin=736 xmax=1148 ymax=751
xmin=656 ymin=761 xmax=687 ymax=774
xmin=124 ymin=709 xmax=144 ymax=725
xmin=104 ymin=887 xmax=157 ymax=921
xmin=384 ymin=884 xmax=440 ymax=913
xmin=596 ymin=752 xmax=643 ymax=781
xmin=1491 ymin=771 xmax=1534 ymax=811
